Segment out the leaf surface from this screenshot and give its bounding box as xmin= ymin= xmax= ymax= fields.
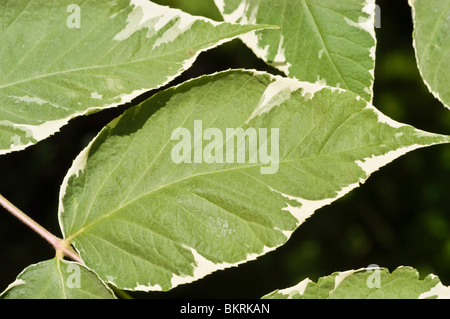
xmin=0 ymin=258 xmax=116 ymax=299
xmin=0 ymin=0 xmax=269 ymax=154
xmin=214 ymin=0 xmax=377 ymax=101
xmin=59 ymin=70 xmax=449 ymax=291
xmin=410 ymin=0 xmax=450 ymax=110
xmin=262 ymin=266 xmax=450 ymax=299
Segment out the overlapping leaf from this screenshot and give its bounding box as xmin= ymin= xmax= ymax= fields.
xmin=0 ymin=258 xmax=115 ymax=299
xmin=410 ymin=0 xmax=450 ymax=110
xmin=58 ymin=69 xmax=449 ymax=291
xmin=263 ymin=266 xmax=450 ymax=299
xmin=214 ymin=0 xmax=377 ymax=102
xmin=0 ymin=0 xmax=271 ymax=155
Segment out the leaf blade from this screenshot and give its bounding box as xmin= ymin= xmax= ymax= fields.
xmin=59 ymin=70 xmax=449 ymax=291
xmin=0 ymin=0 xmax=272 ymax=155
xmin=0 ymin=258 xmax=116 ymax=299
xmin=213 ymin=0 xmax=377 ymax=101
xmin=410 ymin=0 xmax=450 ymax=110
xmin=262 ymin=266 xmax=450 ymax=299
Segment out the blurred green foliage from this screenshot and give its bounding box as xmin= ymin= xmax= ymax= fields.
xmin=0 ymin=0 xmax=449 ymax=298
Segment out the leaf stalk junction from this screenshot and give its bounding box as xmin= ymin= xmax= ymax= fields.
xmin=0 ymin=193 xmax=83 ymax=264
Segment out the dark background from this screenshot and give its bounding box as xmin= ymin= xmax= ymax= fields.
xmin=1 ymin=0 xmax=449 ymax=298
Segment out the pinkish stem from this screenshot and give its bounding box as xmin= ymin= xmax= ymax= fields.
xmin=0 ymin=193 xmax=83 ymax=265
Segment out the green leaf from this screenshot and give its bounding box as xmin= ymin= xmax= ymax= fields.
xmin=0 ymin=0 xmax=271 ymax=155
xmin=0 ymin=258 xmax=116 ymax=299
xmin=214 ymin=0 xmax=377 ymax=102
xmin=59 ymin=70 xmax=449 ymax=291
xmin=262 ymin=266 xmax=450 ymax=299
xmin=410 ymin=0 xmax=450 ymax=110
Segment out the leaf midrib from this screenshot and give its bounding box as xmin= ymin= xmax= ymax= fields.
xmin=55 ymin=258 xmax=68 ymax=299
xmin=0 ymin=52 xmax=183 ymax=90
xmin=0 ymin=26 xmax=256 ymax=90
xmin=300 ymin=0 xmax=351 ymax=92
xmin=65 ymin=140 xmax=414 ymax=242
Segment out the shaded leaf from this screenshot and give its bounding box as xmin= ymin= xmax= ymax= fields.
xmin=214 ymin=0 xmax=377 ymax=101
xmin=262 ymin=266 xmax=450 ymax=299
